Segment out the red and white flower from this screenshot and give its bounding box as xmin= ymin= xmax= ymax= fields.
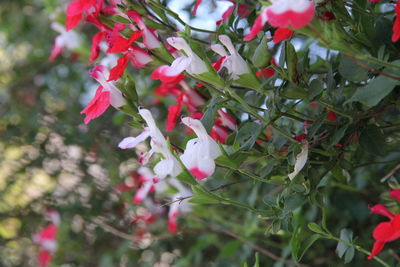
xmin=244 ymin=7 xmax=268 ymax=41
xmin=127 ymin=10 xmax=161 ymax=49
xmin=49 ymin=22 xmax=81 ymax=61
xmin=180 ymin=117 xmax=221 ymax=180
xmin=66 ymin=0 xmax=103 ymax=31
xmin=118 ymin=108 xmax=182 ymax=180
xmin=133 ymin=167 xmax=156 ymax=204
xmin=33 ymin=210 xmax=60 ymax=267
xmin=154 ymin=37 xmax=208 ymax=82
xmin=266 ymin=0 xmax=315 ymax=29
xmin=211 ymin=35 xmax=249 ymax=79
xmin=167 ymin=179 xmax=192 ymax=233
xmin=80 ymin=65 xmax=125 ymax=124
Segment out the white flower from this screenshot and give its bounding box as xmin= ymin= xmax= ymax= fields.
xmin=180 ymin=117 xmax=221 ymax=180
xmin=211 ymin=35 xmax=249 ymax=79
xmin=118 ymin=108 xmax=182 ymax=180
xmin=165 ymin=37 xmax=208 ymax=76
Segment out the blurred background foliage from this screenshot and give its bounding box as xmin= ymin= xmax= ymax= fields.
xmin=1 ymin=0 xmax=400 ymax=266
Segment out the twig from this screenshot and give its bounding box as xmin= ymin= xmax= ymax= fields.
xmin=93 ymin=218 xmax=134 ymax=240
xmin=345 ymin=54 xmax=400 ymax=81
xmin=160 ymin=178 xmax=253 ymax=207
xmin=196 ymin=218 xmax=307 ymax=267
xmin=380 ymin=162 xmax=400 ymax=182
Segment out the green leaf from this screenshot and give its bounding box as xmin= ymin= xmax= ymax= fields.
xmin=253 ymin=253 xmax=260 ymax=267
xmin=336 ymin=228 xmax=353 ymax=258
xmin=215 ymin=154 xmax=237 ymax=169
xmin=308 ymin=79 xmax=324 ymax=100
xmin=344 ymin=246 xmax=355 ymax=263
xmin=345 ymin=61 xmax=400 ymax=107
xmin=219 ymin=240 xmax=241 ymax=258
xmin=201 ymin=96 xmax=220 ymax=133
xmin=190 ymin=185 xmax=221 ymax=204
xmin=284 ymin=193 xmax=307 ymax=212
xmin=338 ymin=55 xmax=368 ymax=82
xmin=176 ymin=171 xmax=197 ymax=186
xmin=252 ymin=37 xmax=272 ymax=68
xmin=329 ymin=124 xmax=349 ymax=146
xmin=234 ymin=122 xmax=262 ymax=150
xmin=359 ymin=125 xmax=386 ymax=156
xmin=110 ymin=15 xmax=131 ymax=24
xmin=293 ymin=234 xmax=321 ymax=261
xmin=308 ymin=223 xmax=325 ymax=235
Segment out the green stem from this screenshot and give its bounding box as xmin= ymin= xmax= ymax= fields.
xmin=324 ymin=234 xmax=390 ymax=267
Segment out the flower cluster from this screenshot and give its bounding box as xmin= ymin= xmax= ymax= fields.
xmin=33 ymin=210 xmax=60 ymax=267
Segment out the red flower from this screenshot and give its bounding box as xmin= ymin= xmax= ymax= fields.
xmin=322 ymin=11 xmax=336 ymax=21
xmin=80 ymin=86 xmax=110 ymax=124
xmin=368 ymin=190 xmax=400 ymax=259
xmin=326 ymin=110 xmax=337 ymax=122
xmin=38 ymin=249 xmax=52 ymax=267
xmin=392 ymin=1 xmax=400 ymax=42
xmin=88 ymin=31 xmax=105 ymax=64
xmin=244 ymin=7 xmax=268 ymax=41
xmin=66 ymin=0 xmax=100 ymax=31
xmin=166 ymin=93 xmax=184 ymax=132
xmin=273 ymin=28 xmax=294 ymax=43
xmin=192 ymin=0 xmax=203 ymax=15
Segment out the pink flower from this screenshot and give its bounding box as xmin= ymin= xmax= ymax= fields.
xmin=244 ymin=7 xmax=268 ymax=41
xmin=266 ymin=0 xmax=315 ymax=29
xmin=273 ymin=28 xmax=294 ymax=43
xmin=180 ymin=117 xmax=221 ymax=180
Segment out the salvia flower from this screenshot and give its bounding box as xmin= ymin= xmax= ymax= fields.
xmin=163 ymin=37 xmax=208 ymax=77
xmin=266 ymin=0 xmax=315 ymax=29
xmin=211 ymin=35 xmax=249 ymax=80
xmin=80 ymin=65 xmax=125 ymax=124
xmin=133 ymin=167 xmax=156 ymax=204
xmin=127 ymin=10 xmax=161 ymax=49
xmin=118 ymin=108 xmax=182 ymax=180
xmin=368 ymin=189 xmax=400 ymax=259
xmin=244 ymin=7 xmax=268 ymax=41
xmin=33 ymin=210 xmax=60 ymax=267
xmin=180 ymin=117 xmax=221 ymax=180
xmin=49 ymin=22 xmax=81 ymax=61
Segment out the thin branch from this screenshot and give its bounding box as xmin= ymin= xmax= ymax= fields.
xmin=197 ymin=218 xmax=307 ymax=267
xmin=160 ymin=178 xmax=253 ymax=207
xmin=345 ymin=55 xmax=400 ymax=81
xmin=380 ymin=162 xmax=400 ymax=182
